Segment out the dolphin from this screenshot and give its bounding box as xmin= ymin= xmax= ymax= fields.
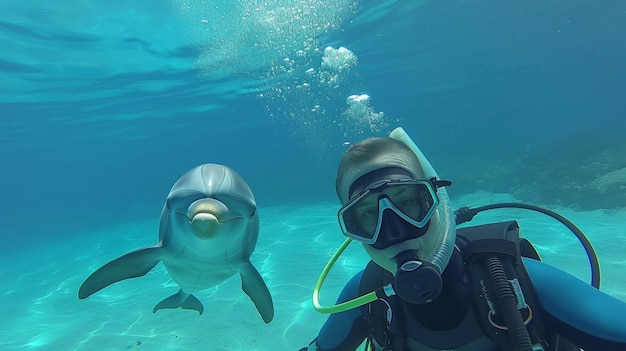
xmin=78 ymin=163 xmax=274 ymax=324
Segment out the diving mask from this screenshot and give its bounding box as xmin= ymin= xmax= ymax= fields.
xmin=338 ymin=178 xmax=439 ymax=248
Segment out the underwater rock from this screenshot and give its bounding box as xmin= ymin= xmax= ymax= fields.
xmin=592 ymin=167 xmax=626 ymax=193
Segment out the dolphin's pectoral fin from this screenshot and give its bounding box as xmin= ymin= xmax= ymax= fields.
xmin=78 ymin=244 xmax=164 ymax=299
xmin=153 ymin=290 xmax=204 ymax=315
xmin=239 ymin=262 xmax=274 ymax=324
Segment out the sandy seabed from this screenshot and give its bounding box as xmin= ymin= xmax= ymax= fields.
xmin=2 ymin=193 xmax=624 ymax=351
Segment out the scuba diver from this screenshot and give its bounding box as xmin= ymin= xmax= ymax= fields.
xmin=300 ymin=127 xmax=626 ymax=351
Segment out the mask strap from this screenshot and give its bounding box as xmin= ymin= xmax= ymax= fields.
xmin=429 ymin=177 xmax=452 ymax=192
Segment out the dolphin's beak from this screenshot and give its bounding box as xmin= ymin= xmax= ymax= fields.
xmin=187 ymin=199 xmax=231 ymax=239
xmin=190 ymin=212 xmax=220 ymax=238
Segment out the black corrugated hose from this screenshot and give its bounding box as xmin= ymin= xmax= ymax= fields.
xmin=486 ymin=256 xmax=534 ymax=351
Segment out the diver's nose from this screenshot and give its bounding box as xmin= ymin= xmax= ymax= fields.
xmin=381 ymin=210 xmax=406 ymax=241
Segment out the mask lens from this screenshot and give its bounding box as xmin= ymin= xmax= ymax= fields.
xmin=338 ymin=180 xmax=439 ymax=243
xmin=392 ymin=183 xmax=435 ymax=222
xmin=339 ymin=205 xmax=377 ymax=242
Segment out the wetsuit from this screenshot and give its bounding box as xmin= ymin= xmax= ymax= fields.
xmin=302 ymin=240 xmax=626 ymax=350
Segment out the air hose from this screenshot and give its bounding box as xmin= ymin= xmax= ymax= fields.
xmin=455 ymin=202 xmax=600 ymax=289
xmin=486 ymin=256 xmax=534 ymax=351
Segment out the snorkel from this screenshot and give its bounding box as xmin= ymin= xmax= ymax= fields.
xmin=388 ymin=127 xmax=456 ymax=303
xmin=313 ymin=127 xmax=457 ymax=313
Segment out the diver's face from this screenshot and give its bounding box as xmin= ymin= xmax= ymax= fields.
xmin=350 ymin=172 xmax=441 ymax=275
xmin=348 ymin=174 xmax=425 ymax=237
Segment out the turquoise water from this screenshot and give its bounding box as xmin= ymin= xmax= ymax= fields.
xmin=2 ymin=0 xmax=626 ymax=350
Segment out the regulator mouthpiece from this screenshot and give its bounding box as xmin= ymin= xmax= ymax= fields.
xmin=393 ymin=250 xmax=442 ymax=304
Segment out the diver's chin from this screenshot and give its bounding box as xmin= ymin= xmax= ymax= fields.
xmin=382 ymin=237 xmax=426 ymax=260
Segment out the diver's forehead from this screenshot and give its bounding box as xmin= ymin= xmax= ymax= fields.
xmin=349 ymin=170 xmax=412 ymax=199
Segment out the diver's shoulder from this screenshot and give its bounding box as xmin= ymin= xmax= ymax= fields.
xmin=523 ymin=258 xmax=626 ymax=350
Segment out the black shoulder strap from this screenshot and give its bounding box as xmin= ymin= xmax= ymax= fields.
xmin=458 ymin=221 xmax=548 ymax=350
xmin=456 ymin=221 xmax=522 ymax=260
xmin=457 ymin=221 xmax=541 ymax=261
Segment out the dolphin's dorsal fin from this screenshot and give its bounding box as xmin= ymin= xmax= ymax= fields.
xmin=78 ymin=243 xmax=164 ymax=299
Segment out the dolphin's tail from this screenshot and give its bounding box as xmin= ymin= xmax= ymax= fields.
xmin=153 ymin=289 xmax=204 ymax=314
xmin=78 ymin=244 xmax=164 ymax=299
